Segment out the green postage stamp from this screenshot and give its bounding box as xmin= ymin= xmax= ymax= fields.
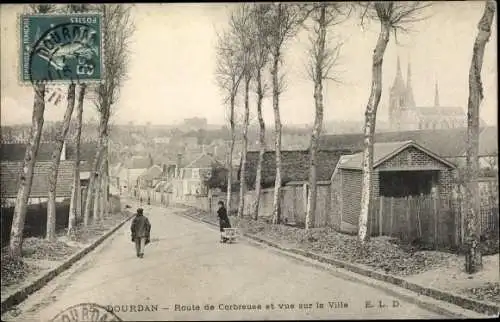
xmin=20 ymin=13 xmax=103 ymax=84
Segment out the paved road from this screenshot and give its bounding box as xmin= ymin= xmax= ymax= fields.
xmin=2 ymin=203 xmax=448 ymax=321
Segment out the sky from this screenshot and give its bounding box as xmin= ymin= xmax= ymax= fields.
xmin=0 ymin=2 xmax=498 ymax=127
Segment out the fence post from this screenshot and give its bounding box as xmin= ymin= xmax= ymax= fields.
xmin=379 ymin=196 xmax=384 ymax=236
xmin=406 ymin=196 xmax=412 ymax=241
xmin=416 ymin=195 xmax=422 ymax=239
xmin=433 ymin=196 xmax=438 ymax=249
xmin=390 ymin=197 xmax=394 ymax=236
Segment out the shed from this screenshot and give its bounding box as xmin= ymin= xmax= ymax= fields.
xmin=330 ymin=140 xmax=456 ymax=235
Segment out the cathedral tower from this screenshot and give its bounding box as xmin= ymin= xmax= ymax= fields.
xmin=405 ymin=61 xmax=416 ymax=108
xmin=389 ymin=56 xmax=408 ymax=130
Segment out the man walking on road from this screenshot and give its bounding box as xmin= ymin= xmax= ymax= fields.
xmin=131 ymin=208 xmax=151 ymax=258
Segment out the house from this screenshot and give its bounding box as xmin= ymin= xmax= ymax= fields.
xmin=137 ymin=164 xmax=163 ymax=188
xmin=242 ymin=149 xmax=352 ymax=225
xmin=330 ymin=141 xmax=457 ymax=241
xmin=119 ymin=155 xmax=153 ymax=194
xmin=173 ymin=152 xmax=226 ymax=197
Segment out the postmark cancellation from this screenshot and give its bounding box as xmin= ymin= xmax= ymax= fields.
xmin=19 ymin=13 xmax=104 ymax=85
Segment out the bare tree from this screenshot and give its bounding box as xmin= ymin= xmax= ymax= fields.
xmin=267 ymin=3 xmax=310 ymax=224
xmin=46 ymin=84 xmax=76 ymax=240
xmin=68 ymin=84 xmax=86 ymax=237
xmin=215 ymin=25 xmax=245 ymax=213
xmin=464 ymin=0 xmax=496 ymax=274
xmin=228 ymin=4 xmax=255 ymax=219
xmin=9 ymin=4 xmax=55 ymax=258
xmin=305 ymin=3 xmax=346 ymax=230
xmin=83 ymin=4 xmax=134 ymax=225
xmin=249 ymin=4 xmax=272 ymax=220
xmin=357 ymin=2 xmax=430 ymax=243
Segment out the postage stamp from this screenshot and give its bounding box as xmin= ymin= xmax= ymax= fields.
xmin=49 ymin=303 xmax=122 ymax=322
xmin=19 ymin=13 xmax=103 ymax=85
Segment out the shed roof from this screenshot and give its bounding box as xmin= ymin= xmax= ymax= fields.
xmin=1 ymin=161 xmax=75 ymax=198
xmin=243 ymin=149 xmax=351 ymax=189
xmin=337 ymin=141 xmax=456 ymax=170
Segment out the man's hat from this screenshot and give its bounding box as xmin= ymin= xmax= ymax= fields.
xmin=137 ymin=208 xmax=144 ymax=214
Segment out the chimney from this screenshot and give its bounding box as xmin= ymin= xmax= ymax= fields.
xmin=214 ymin=145 xmax=218 ymax=157
xmin=60 ymin=141 xmax=66 ymax=161
xmin=162 ymin=163 xmax=167 ymax=176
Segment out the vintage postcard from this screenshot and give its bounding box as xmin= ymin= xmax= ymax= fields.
xmin=0 ymin=2 xmax=498 ymax=321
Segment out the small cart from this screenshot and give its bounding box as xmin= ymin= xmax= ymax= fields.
xmin=222 ymin=228 xmax=239 ymax=243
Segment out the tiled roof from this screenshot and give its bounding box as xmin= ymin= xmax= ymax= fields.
xmin=319 ymin=127 xmax=477 ymax=157
xmin=1 ymin=161 xmax=75 ymax=198
xmin=242 ymin=149 xmax=352 ymax=189
xmin=338 ymin=141 xmax=455 ymax=170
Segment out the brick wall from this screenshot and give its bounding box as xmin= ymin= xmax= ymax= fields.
xmin=377 ymin=146 xmax=455 ymax=199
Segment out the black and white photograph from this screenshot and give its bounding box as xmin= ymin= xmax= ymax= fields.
xmin=0 ymin=2 xmax=498 ymax=321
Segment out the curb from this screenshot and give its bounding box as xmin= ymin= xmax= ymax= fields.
xmin=1 ymin=210 xmax=135 ymax=314
xmin=174 ymin=209 xmax=499 ymax=317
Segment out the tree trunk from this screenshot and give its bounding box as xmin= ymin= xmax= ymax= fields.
xmin=9 ymin=84 xmax=46 ymax=258
xmin=358 ymin=21 xmax=391 ymax=243
xmin=101 ymin=145 xmax=109 ymax=218
xmin=93 ymin=167 xmax=102 ymax=222
xmin=83 ymin=110 xmax=109 ymax=225
xmin=306 ymin=5 xmax=326 ymax=231
xmin=271 ymin=50 xmax=282 ymax=224
xmin=464 ymin=0 xmax=495 ymax=274
xmin=226 ymin=95 xmax=236 ymax=213
xmin=68 ymin=84 xmax=85 ymax=236
xmin=238 ymin=75 xmax=251 ymax=218
xmin=46 ymin=84 xmax=76 ymax=241
xmin=253 ymin=69 xmax=266 ymax=221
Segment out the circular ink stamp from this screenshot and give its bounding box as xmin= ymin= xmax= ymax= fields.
xmin=50 ymin=303 xmax=122 ymax=322
xmin=20 ymin=13 xmax=104 ymax=86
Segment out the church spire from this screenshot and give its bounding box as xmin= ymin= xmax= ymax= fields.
xmin=434 ymin=80 xmax=440 ymax=107
xmin=392 ymin=56 xmax=405 ymax=91
xmin=405 ymin=60 xmax=416 ymax=107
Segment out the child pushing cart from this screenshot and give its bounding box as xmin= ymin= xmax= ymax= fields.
xmin=217 ymin=200 xmax=237 ymax=243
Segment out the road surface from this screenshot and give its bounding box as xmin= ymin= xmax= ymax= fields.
xmin=2 ymin=203 xmax=449 ymax=321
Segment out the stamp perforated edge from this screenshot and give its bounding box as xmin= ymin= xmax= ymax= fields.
xmin=17 ymin=11 xmax=106 ymax=87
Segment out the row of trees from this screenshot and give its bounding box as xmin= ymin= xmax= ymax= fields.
xmin=215 ymin=1 xmax=496 ymax=274
xmin=8 ymin=4 xmax=134 ymax=259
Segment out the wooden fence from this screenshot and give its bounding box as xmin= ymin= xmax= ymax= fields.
xmin=367 ymin=191 xmax=499 ymax=249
